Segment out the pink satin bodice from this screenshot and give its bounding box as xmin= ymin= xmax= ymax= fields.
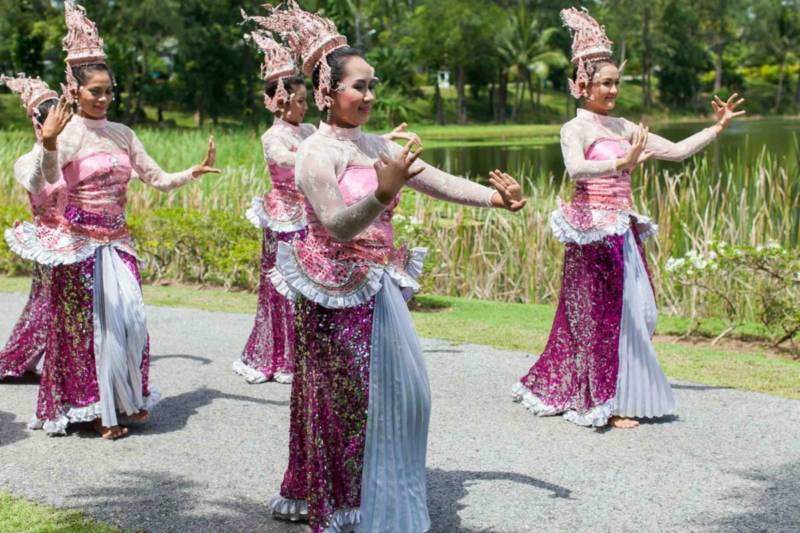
xmin=572 ymin=138 xmax=633 ymax=210
xmin=62 ymin=151 xmax=133 ymax=217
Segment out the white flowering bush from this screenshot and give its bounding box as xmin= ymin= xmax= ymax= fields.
xmin=665 ymin=240 xmax=800 ymax=350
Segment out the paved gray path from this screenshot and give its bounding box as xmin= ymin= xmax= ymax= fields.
xmin=1 ymin=291 xmax=799 ymax=532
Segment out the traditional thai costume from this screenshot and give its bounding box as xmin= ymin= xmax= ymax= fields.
xmin=0 ymin=75 xmax=62 ymax=379
xmin=248 ymin=6 xmax=503 ymax=530
xmin=5 ymin=2 xmax=200 ymax=434
xmin=233 ymin=30 xmax=313 ymax=384
xmin=512 ymin=8 xmax=719 ymax=427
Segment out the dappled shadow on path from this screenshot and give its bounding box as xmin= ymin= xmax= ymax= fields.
xmin=68 ymin=470 xmax=306 ymax=532
xmin=0 ymin=410 xmax=29 ymax=447
xmin=703 ymin=460 xmax=800 ymax=531
xmin=143 ymin=387 xmax=288 ymax=435
xmin=427 ymin=468 xmax=572 ymax=532
xmin=150 ymin=353 xmax=213 ymax=366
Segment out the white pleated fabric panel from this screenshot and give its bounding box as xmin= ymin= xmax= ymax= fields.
xmin=615 ymin=231 xmax=676 ymax=419
xmin=92 ymin=246 xmax=148 ymax=428
xmin=358 ymin=275 xmax=431 ymax=533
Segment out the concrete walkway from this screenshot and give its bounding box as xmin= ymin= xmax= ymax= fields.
xmin=1 ymin=292 xmax=798 ymax=532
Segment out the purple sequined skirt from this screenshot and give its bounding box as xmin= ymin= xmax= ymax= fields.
xmin=514 ymin=224 xmax=675 ymax=426
xmin=276 ymin=296 xmax=375 ymax=533
xmin=234 ymin=228 xmax=305 ymax=384
xmin=0 ymin=264 xmax=49 ymax=379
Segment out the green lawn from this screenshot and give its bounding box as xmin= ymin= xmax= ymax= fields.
xmin=0 ymin=493 xmax=117 ymax=533
xmin=2 ymin=276 xmax=798 ymax=400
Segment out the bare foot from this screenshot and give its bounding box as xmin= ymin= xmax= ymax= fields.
xmin=127 ymin=410 xmax=149 ymax=423
xmin=609 ymin=416 xmax=640 ymax=429
xmin=92 ymin=419 xmax=129 ymax=440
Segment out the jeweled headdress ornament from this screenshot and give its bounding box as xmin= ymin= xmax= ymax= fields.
xmin=246 ymin=2 xmax=348 ymax=111
xmin=62 ymin=1 xmax=107 ymax=102
xmin=560 ymin=7 xmax=614 ymax=99
xmin=241 ymin=10 xmax=300 ymax=113
xmin=0 ymin=74 xmax=59 ymax=121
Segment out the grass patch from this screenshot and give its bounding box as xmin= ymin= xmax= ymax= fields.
xmin=0 ymin=493 xmax=118 ymax=533
xmin=2 ymin=276 xmax=797 ymax=399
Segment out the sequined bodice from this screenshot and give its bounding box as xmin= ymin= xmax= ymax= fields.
xmin=62 ymin=151 xmax=132 ymax=216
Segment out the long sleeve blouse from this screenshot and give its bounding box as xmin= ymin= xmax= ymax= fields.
xmin=560 ymin=108 xmax=718 ymax=181
xmin=294 ymin=121 xmax=495 ymax=242
xmin=14 ymin=115 xmax=195 ymax=193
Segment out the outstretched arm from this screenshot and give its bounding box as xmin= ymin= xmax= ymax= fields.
xmin=130 ymin=133 xmax=220 ymax=191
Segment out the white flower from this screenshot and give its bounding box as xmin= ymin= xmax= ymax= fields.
xmin=394 ymin=214 xmax=407 ymax=222
xmin=665 ymin=257 xmax=685 ymax=272
xmin=409 ymin=216 xmax=422 ymax=226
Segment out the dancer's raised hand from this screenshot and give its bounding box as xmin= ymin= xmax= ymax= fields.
xmin=192 ymin=135 xmax=222 ymax=178
xmin=374 ymin=139 xmax=424 ymax=204
xmin=711 ymin=93 xmax=745 ymax=129
xmin=41 ymin=96 xmax=73 ymax=150
xmin=489 ymin=170 xmax=526 ymax=211
xmin=618 ymin=123 xmax=653 ymax=172
xmin=383 ymin=122 xmax=423 ymax=148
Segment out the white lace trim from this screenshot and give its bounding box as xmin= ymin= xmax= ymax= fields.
xmin=5 ymin=221 xmax=139 ymax=266
xmin=245 ymin=195 xmax=307 ymax=233
xmin=563 ymin=399 xmax=615 ymax=428
xmin=549 ymin=208 xmax=658 ymax=245
xmin=512 ymin=382 xmax=617 ymax=428
xmin=510 ymin=382 xmax=561 ymax=416
xmin=270 ymin=495 xmax=361 ymax=532
xmin=28 ymin=388 xmax=161 ymax=436
xmin=270 ymin=242 xmax=427 ymax=309
xmin=231 ymin=360 xmax=292 ymax=384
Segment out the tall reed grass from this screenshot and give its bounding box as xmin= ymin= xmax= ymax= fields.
xmin=1 ymin=129 xmax=797 ymax=317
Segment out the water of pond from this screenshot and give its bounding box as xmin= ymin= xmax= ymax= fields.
xmin=424 ymin=117 xmax=800 ymax=181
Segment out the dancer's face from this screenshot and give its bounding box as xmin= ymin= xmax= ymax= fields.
xmin=584 ymin=63 xmax=620 ymax=115
xmin=330 ymin=56 xmax=377 ymax=127
xmin=77 ymin=70 xmax=113 ymax=120
xmin=281 ymin=83 xmax=308 ymax=125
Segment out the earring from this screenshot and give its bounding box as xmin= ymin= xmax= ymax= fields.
xmin=326 ymin=106 xmax=332 ymax=123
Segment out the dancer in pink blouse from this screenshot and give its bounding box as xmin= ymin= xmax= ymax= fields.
xmin=234 ymin=20 xmax=423 ymax=385
xmin=254 ymin=3 xmax=525 ymax=531
xmin=512 ymin=7 xmax=745 ymax=429
xmin=0 ymin=75 xmax=63 ymax=380
xmin=6 ymin=1 xmax=220 ymax=440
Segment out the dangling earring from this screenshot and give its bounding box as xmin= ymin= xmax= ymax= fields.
xmin=326 ymin=106 xmax=332 ymax=123
xmin=324 ymin=95 xmax=334 ymax=123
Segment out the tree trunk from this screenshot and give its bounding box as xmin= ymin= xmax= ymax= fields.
xmin=488 ymin=82 xmax=495 ymax=121
xmin=498 ymin=67 xmax=508 ymax=123
xmin=434 ymin=80 xmax=445 ymax=125
xmin=795 ymin=70 xmax=800 ymax=109
xmin=641 ymin=5 xmax=653 ymax=110
xmin=456 ymin=63 xmax=466 ymax=124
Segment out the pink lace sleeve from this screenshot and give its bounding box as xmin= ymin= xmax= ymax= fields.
xmin=382 ymin=139 xmax=494 ymax=206
xmin=560 ymin=121 xmax=618 ymax=180
xmin=14 ymin=143 xmax=49 ymax=194
xmin=262 ymin=132 xmax=296 ymax=168
xmin=128 ymin=130 xmax=195 ymax=191
xmin=295 ymin=140 xmax=387 ymax=241
xmin=407 ymin=161 xmax=494 ymax=207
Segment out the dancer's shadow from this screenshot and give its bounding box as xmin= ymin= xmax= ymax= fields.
xmin=143 ymin=387 xmax=288 ymax=435
xmin=68 ymin=470 xmax=307 ymax=532
xmin=0 ymin=372 xmax=40 ymax=385
xmin=670 ymin=383 xmax=731 ymax=391
xmin=0 ymin=410 xmax=29 ymax=447
xmin=150 ymin=353 xmax=213 ymax=366
xmin=427 ymin=468 xmax=572 ymax=532
xmin=706 ymin=460 xmax=800 ymax=531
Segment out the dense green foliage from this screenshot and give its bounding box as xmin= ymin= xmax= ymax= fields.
xmin=1 ymin=0 xmax=798 ymax=129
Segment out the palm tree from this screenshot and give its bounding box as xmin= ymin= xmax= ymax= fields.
xmin=496 ymin=6 xmax=567 ymax=120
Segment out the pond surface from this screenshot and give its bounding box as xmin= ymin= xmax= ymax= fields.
xmin=424 ymin=117 xmax=800 ymax=181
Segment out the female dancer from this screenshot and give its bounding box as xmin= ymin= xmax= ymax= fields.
xmin=512 ymin=7 xmax=745 ymax=429
xmin=0 ymin=75 xmax=62 ymax=379
xmin=234 ymin=23 xmax=423 ymax=385
xmin=6 ymin=1 xmax=220 ymax=439
xmin=259 ymin=4 xmax=526 ymax=531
